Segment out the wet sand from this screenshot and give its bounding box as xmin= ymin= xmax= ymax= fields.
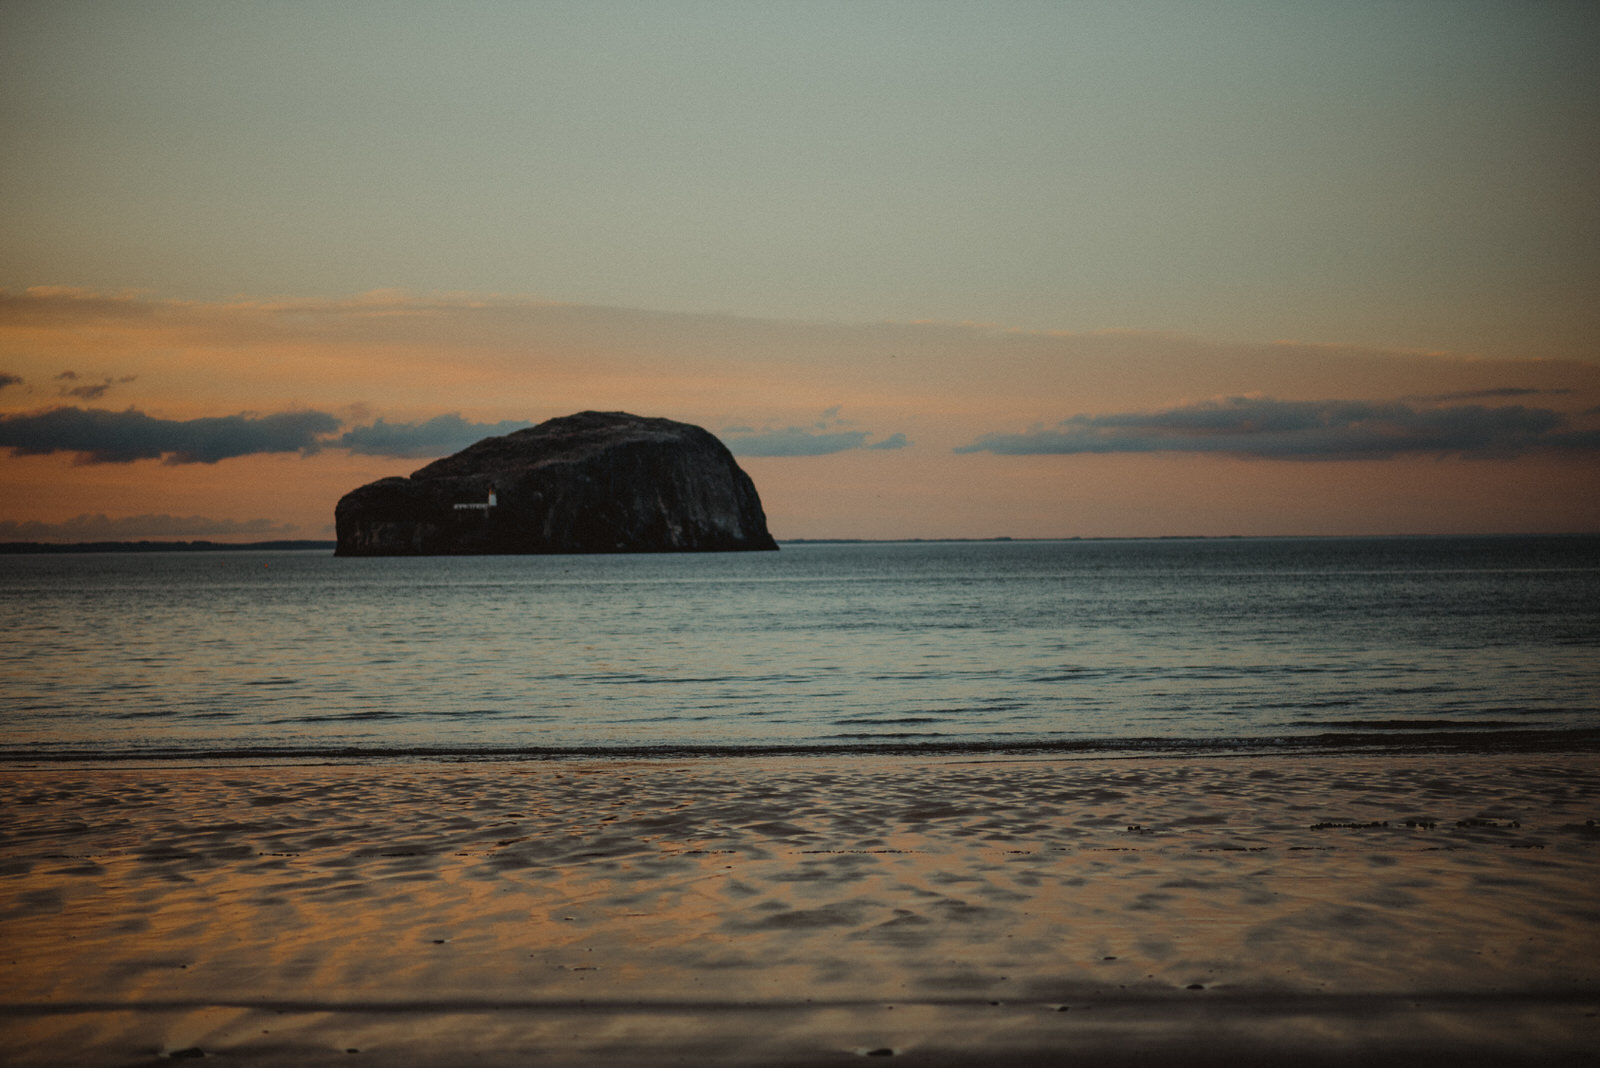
xmin=2 ymin=751 xmax=1598 ymax=1065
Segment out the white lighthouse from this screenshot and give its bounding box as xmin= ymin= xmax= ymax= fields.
xmin=453 ymin=484 xmax=498 ymax=512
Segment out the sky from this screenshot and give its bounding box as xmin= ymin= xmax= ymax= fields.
xmin=2 ymin=0 xmax=1597 ymax=540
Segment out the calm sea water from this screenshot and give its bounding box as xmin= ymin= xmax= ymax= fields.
xmin=2 ymin=537 xmax=1597 ymax=760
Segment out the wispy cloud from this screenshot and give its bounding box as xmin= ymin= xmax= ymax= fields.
xmin=0 ymin=372 xmax=21 ymax=391
xmin=722 ymin=417 xmax=911 ymax=457
xmin=955 ymin=396 xmax=1600 ymax=460
xmin=52 ymin=371 xmax=138 ymax=401
xmin=0 ymin=513 xmax=299 ymax=541
xmin=338 ymin=414 xmax=531 ymax=458
xmin=1411 ymin=387 xmax=1574 ymax=402
xmin=0 ymin=406 xmax=340 ymax=464
xmin=723 ymin=427 xmax=872 ymax=456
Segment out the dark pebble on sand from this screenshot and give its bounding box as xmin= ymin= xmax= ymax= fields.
xmin=866 ymin=1050 xmax=895 ymax=1057
xmin=1187 ymin=984 xmax=1205 ymax=990
xmin=168 ymin=1050 xmax=205 ymax=1060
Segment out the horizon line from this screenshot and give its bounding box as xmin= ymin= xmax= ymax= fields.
xmin=3 ymin=531 xmax=1598 ymax=554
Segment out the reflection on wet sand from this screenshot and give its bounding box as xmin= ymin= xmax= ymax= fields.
xmin=2 ymin=753 xmax=1598 ymax=1065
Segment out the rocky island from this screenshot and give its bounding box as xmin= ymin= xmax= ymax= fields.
xmin=334 ymin=411 xmax=778 ymax=556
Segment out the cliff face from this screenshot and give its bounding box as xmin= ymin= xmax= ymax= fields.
xmin=334 ymin=411 xmax=779 ymax=556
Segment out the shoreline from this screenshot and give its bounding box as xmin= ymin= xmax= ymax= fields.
xmin=5 ymin=725 xmax=1600 ymax=767
xmin=4 ymin=749 xmax=1597 ymax=1065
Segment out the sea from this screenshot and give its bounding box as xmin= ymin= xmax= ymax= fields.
xmin=2 ymin=536 xmax=1597 ymax=762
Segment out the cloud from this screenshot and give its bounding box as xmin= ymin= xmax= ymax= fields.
xmin=1413 ymin=387 xmax=1574 ymax=402
xmin=337 ymin=413 xmax=531 ymax=458
xmin=955 ymin=396 xmax=1600 ymax=460
xmin=721 ymin=419 xmax=912 ymax=457
xmin=52 ymin=371 xmax=138 ymax=400
xmin=724 ymin=428 xmax=877 ymax=456
xmin=0 ymin=406 xmax=340 ymax=463
xmin=0 ymin=513 xmax=299 ymax=541
xmin=0 ymin=372 xmax=20 ymax=390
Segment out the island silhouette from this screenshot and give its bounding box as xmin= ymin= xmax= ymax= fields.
xmin=334 ymin=411 xmax=778 ymax=556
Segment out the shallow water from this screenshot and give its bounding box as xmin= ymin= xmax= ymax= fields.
xmin=1 ymin=536 xmax=1597 ymax=758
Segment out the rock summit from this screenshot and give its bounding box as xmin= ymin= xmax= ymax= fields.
xmin=334 ymin=411 xmax=778 ymax=556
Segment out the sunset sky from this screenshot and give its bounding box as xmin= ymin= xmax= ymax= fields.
xmin=3 ymin=1 xmax=1597 ymax=540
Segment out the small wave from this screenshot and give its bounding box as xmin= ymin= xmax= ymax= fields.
xmin=1029 ymin=669 xmax=1111 ymax=682
xmin=295 ymin=710 xmax=401 ymax=722
xmin=5 ymin=726 xmax=1599 ymax=764
xmin=1257 ymin=699 xmax=1357 ymax=711
xmin=829 ymin=717 xmax=943 ymax=726
xmin=1322 ymin=718 xmax=1537 ymax=731
xmin=824 ymin=731 xmax=949 ymax=740
xmin=581 ymin=673 xmax=764 ymax=686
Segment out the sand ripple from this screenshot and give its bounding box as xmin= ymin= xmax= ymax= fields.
xmin=2 ymin=753 xmax=1598 ymax=1064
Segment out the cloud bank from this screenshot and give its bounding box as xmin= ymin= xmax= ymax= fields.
xmin=338 ymin=414 xmax=531 ymax=458
xmin=0 ymin=406 xmax=537 ymax=463
xmin=0 ymin=406 xmax=341 ymax=464
xmin=955 ymin=396 xmax=1600 ymax=460
xmin=0 ymin=513 xmax=298 ymax=540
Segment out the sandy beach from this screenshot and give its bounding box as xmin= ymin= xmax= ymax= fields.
xmin=3 ymin=751 xmax=1598 ymax=1065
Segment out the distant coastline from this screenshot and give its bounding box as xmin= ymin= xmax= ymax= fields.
xmin=777 ymin=532 xmax=1597 ymax=544
xmin=0 ymin=539 xmax=338 ymax=554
